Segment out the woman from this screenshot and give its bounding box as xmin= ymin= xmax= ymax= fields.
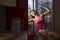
xmin=28 ymin=6 xmax=59 ymax=40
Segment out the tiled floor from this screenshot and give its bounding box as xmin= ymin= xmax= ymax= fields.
xmin=13 ymin=33 xmax=55 ymax=40
xmin=0 ymin=32 xmax=56 ymax=40
xmin=0 ymin=32 xmax=26 ymax=40
xmin=14 ymin=33 xmax=27 ymax=40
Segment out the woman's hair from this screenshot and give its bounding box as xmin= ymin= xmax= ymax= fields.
xmin=30 ymin=10 xmax=38 ymax=18
xmin=30 ymin=10 xmax=38 ymax=14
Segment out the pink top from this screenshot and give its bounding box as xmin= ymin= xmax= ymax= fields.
xmin=33 ymin=15 xmax=47 ymax=30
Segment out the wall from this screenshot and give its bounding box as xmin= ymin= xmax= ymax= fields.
xmin=0 ymin=5 xmax=7 ymax=32
xmin=54 ymin=0 xmax=60 ymax=33
xmin=0 ymin=0 xmax=16 ymax=32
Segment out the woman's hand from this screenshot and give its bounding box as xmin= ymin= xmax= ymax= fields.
xmin=40 ymin=6 xmax=50 ymax=16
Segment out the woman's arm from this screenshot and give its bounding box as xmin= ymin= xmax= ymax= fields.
xmin=40 ymin=6 xmax=50 ymax=16
xmin=28 ymin=18 xmax=33 ymax=24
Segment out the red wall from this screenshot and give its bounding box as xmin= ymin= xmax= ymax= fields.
xmin=7 ymin=0 xmax=28 ymax=31
xmin=18 ymin=0 xmax=28 ymax=31
xmin=7 ymin=7 xmax=17 ymax=31
xmin=20 ymin=8 xmax=28 ymax=31
xmin=7 ymin=7 xmax=28 ymax=31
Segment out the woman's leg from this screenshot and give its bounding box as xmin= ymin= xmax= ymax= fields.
xmin=38 ymin=31 xmax=48 ymax=40
xmin=48 ymin=31 xmax=60 ymax=40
